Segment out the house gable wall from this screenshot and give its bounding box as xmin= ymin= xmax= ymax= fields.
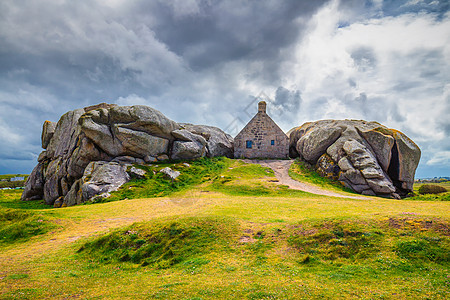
xmin=234 ymin=103 xmax=289 ymax=159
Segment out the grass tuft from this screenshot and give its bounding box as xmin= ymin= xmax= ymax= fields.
xmin=0 ymin=207 xmax=56 ymax=245
xmin=78 ymin=216 xmax=238 ymax=268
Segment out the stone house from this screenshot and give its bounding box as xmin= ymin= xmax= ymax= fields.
xmin=234 ymin=101 xmax=289 ymax=159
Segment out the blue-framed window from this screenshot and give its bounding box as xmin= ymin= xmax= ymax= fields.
xmin=271 ymin=140 xmax=275 ymax=145
xmin=246 ymin=140 xmax=252 ymax=149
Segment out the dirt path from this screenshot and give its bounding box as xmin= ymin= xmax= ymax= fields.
xmin=243 ymin=159 xmax=369 ymax=200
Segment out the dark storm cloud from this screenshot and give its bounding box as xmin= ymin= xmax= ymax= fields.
xmin=122 ymin=0 xmax=331 ymax=87
xmin=146 ymin=1 xmax=329 ymax=62
xmin=0 ymin=0 xmax=332 ymax=174
xmin=270 ymin=86 xmax=302 ymax=122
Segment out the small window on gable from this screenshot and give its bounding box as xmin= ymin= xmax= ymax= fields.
xmin=246 ymin=140 xmax=252 ymax=149
xmin=271 ymin=140 xmax=275 ymax=146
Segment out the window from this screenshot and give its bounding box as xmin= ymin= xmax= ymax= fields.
xmin=246 ymin=140 xmax=252 ymax=149
xmin=271 ymin=140 xmax=275 ymax=145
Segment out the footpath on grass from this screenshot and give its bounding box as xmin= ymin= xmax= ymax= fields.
xmin=244 ymin=159 xmax=369 ymax=200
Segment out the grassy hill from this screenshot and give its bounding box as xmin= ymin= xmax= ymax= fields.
xmin=0 ymin=158 xmax=449 ymax=299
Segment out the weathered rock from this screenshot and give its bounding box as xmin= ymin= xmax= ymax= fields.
xmin=157 ymin=154 xmax=169 ymax=161
xmin=67 ymin=135 xmax=110 ymax=179
xmin=289 ymin=120 xmax=420 ymax=198
xmin=171 ymin=141 xmax=206 ymax=160
xmin=391 ymin=130 xmax=422 ymax=191
xmin=114 ymin=126 xmax=169 ymax=157
xmin=81 ymin=161 xmax=130 ymax=202
xmin=315 ymin=153 xmax=340 ymax=180
xmin=43 ymin=157 xmax=64 ymax=205
xmin=171 ymin=129 xmax=207 ymax=160
xmin=128 ymin=167 xmax=146 ymax=179
xmin=144 ymin=155 xmax=157 ymax=163
xmin=53 ymin=196 xmax=64 ymax=208
xmin=46 ymin=109 xmax=85 ymax=159
xmin=357 ymin=127 xmax=394 ymax=172
xmin=41 ymin=121 xmax=56 ymax=149
xmin=111 ymin=156 xmax=145 ymax=165
xmin=22 ymin=103 xmax=234 ymax=207
xmin=296 ymin=124 xmax=342 ymax=163
xmin=21 ymin=162 xmax=46 ymax=201
xmin=63 ymin=179 xmax=83 ymax=206
xmin=160 ymin=167 xmax=180 ymax=180
xmin=180 ymin=124 xmax=234 ymax=158
xmin=79 ymin=106 xmax=174 ymax=157
xmin=108 ymin=105 xmax=180 ymax=140
xmin=38 ymin=151 xmax=48 ymax=162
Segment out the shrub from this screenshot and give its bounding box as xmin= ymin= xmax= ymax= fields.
xmin=418 ymin=184 xmax=447 ymax=195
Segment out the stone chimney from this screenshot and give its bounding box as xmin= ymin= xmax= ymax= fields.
xmin=258 ymin=101 xmax=266 ymax=113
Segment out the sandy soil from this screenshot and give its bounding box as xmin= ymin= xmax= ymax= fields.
xmin=243 ymin=159 xmax=369 ymax=200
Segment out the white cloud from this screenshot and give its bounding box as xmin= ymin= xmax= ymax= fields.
xmin=426 ymin=151 xmax=450 ymax=166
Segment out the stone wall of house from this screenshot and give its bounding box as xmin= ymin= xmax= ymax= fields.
xmin=234 ymin=101 xmax=289 ymax=159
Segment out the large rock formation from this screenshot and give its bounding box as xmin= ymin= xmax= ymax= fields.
xmin=289 ymin=120 xmax=421 ymax=198
xmin=22 ymin=103 xmax=234 ymax=206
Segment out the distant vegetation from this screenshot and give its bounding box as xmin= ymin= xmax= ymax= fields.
xmin=0 ymin=174 xmax=28 ymax=189
xmin=411 ymin=181 xmax=450 ymax=201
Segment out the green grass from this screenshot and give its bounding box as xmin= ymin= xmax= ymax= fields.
xmin=1 ymin=158 xmax=449 ymax=299
xmin=0 ymin=189 xmax=51 ymax=210
xmin=208 ymin=160 xmax=313 ymax=197
xmin=414 ymin=181 xmax=450 ymax=192
xmin=289 ymin=160 xmax=355 ymax=194
xmin=78 ymin=216 xmax=238 ymax=268
xmin=0 ymin=207 xmax=57 ymax=245
xmin=103 ymin=157 xmax=230 ymax=203
xmin=406 ymin=192 xmax=450 ymax=201
xmin=411 ymin=182 xmax=450 ymax=201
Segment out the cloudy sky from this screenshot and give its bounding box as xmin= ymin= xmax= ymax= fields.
xmin=0 ymin=0 xmax=449 ymax=178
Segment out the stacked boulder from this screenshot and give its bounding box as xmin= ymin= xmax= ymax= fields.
xmin=22 ymin=103 xmax=234 ymax=207
xmin=289 ymin=120 xmax=421 ymax=198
